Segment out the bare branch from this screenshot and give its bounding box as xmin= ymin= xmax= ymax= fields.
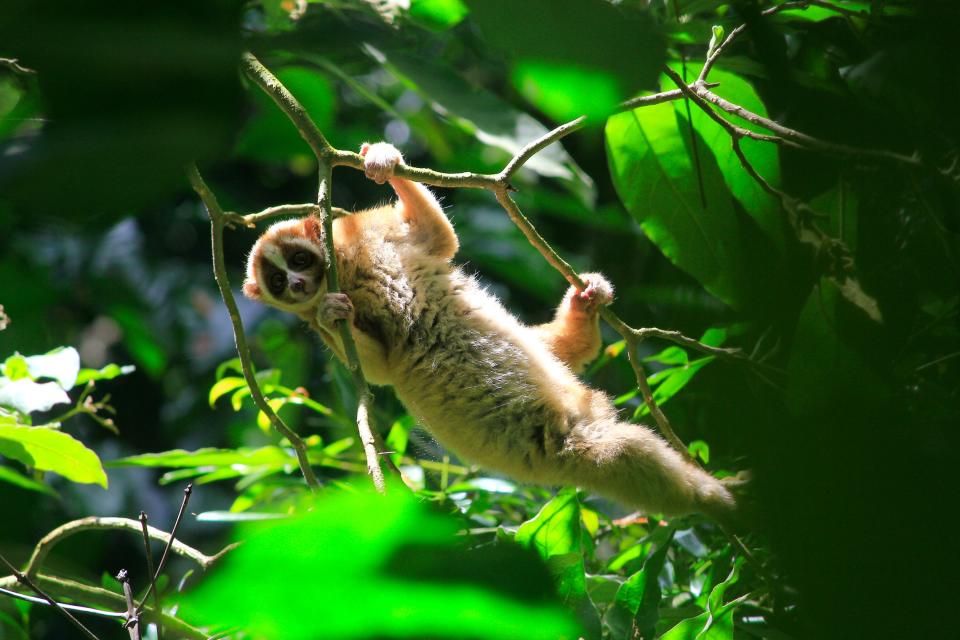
xmin=186 ymin=162 xmax=321 ymax=490
xmin=25 ymin=516 xmax=233 ymax=581
xmin=138 ymin=512 xmax=163 ymax=640
xmin=0 ymin=553 xmax=102 ymax=640
xmin=135 ymin=483 xmax=193 ymax=615
xmin=116 ymin=570 xmax=141 ymax=640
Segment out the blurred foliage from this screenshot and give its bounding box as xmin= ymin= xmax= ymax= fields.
xmin=0 ymin=0 xmax=957 ymax=639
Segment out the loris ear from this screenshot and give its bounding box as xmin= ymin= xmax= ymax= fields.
xmin=303 ymin=216 xmax=323 ymax=241
xmin=243 ymin=280 xmax=261 ymax=299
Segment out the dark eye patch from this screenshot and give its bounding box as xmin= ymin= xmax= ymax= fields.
xmin=289 ymin=250 xmax=314 ymax=270
xmin=259 ymin=258 xmax=287 ymax=298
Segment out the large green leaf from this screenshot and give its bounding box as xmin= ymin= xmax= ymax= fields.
xmin=0 ymin=420 xmax=107 ymax=488
xmin=516 ymin=487 xmax=582 ymax=558
xmin=183 ymin=487 xmax=578 ymax=639
xmin=109 ymin=446 xmax=294 ymax=469
xmin=659 ymin=558 xmax=745 ymax=640
xmin=606 ymin=102 xmax=748 ymax=307
xmin=607 ymin=530 xmax=675 ymax=639
xmin=669 ymin=64 xmax=785 ymax=250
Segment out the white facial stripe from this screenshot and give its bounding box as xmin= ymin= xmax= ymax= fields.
xmin=263 ymin=244 xmax=287 ymax=270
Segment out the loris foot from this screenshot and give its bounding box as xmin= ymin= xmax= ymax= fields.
xmin=360 ymin=142 xmax=403 ymax=184
xmin=570 ymin=273 xmax=614 ymax=314
xmin=317 ymin=292 xmax=354 ymax=329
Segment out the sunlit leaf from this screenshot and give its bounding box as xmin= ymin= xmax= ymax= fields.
xmin=408 ymin=0 xmax=469 ymax=30
xmin=513 ymin=61 xmax=620 ymax=123
xmin=183 ymin=487 xmax=578 ymax=639
xmin=0 ymin=378 xmax=70 ymax=414
xmin=688 ymin=440 xmax=710 ymax=464
xmin=635 ymin=356 xmax=715 ymax=417
xmin=659 ymin=558 xmax=745 ymax=640
xmin=109 ymin=446 xmax=294 ymax=469
xmin=1 ymin=354 xmax=29 ymax=381
xmin=23 ymin=346 xmax=80 ymax=390
xmin=516 ymin=487 xmax=581 ymax=559
xmin=644 ymin=346 xmax=689 ymax=366
xmin=75 ymin=363 xmax=136 ymax=386
xmin=606 ymin=103 xmax=748 ymax=307
xmin=208 ymin=376 xmax=247 ymax=408
xmin=0 ymin=421 xmax=107 ymax=487
xmin=668 ymin=63 xmax=785 ymax=250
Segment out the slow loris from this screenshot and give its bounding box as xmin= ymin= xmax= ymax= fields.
xmin=243 ymin=142 xmax=739 ymax=526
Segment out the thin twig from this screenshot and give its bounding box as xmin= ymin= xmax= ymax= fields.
xmin=240 ymin=52 xmax=392 ymax=492
xmin=116 ymin=570 xmax=140 ymax=640
xmin=0 ymin=586 xmax=125 ymax=618
xmin=138 ymin=512 xmax=162 ymax=640
xmin=186 ymin=162 xmax=321 ymax=490
xmin=0 ymin=574 xmax=208 ymax=640
xmin=24 ymin=516 xmax=233 ymax=580
xmin=136 ymin=483 xmax=193 ymax=615
xmin=0 ymin=57 xmax=35 ymax=76
xmin=0 ymin=553 xmax=102 ymax=640
xmin=626 ymin=338 xmax=697 ymax=465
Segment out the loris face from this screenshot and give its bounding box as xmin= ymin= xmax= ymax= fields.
xmin=243 ymin=216 xmax=328 ymax=313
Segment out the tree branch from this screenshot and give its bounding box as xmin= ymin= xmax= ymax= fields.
xmin=24 ymin=516 xmax=236 ymax=581
xmin=0 ymin=553 xmax=102 ymax=640
xmin=0 ymin=574 xmax=208 ymax=640
xmin=186 ymin=162 xmax=321 ymax=490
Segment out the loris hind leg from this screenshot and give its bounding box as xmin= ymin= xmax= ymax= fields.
xmin=361 ymin=142 xmax=459 ymax=261
xmin=562 ymin=402 xmax=739 ymax=527
xmin=534 ymin=273 xmax=613 ymax=373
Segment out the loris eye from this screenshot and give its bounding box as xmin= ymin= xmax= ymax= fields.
xmin=269 ymin=272 xmax=286 ymax=296
xmin=290 ymin=251 xmax=314 ymax=269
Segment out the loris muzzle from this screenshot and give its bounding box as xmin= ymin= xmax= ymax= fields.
xmin=243 ymin=142 xmax=742 ymax=527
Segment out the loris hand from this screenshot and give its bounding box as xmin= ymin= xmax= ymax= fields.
xmin=360 ymin=142 xmax=403 ymax=184
xmin=570 ymin=273 xmax=614 ymax=314
xmin=317 ymin=292 xmax=354 ymax=329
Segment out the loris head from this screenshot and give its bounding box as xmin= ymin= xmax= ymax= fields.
xmin=243 ymin=216 xmax=328 ymax=313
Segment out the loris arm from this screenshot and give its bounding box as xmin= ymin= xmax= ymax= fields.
xmin=533 ymin=274 xmax=614 ymax=373
xmin=361 ymin=142 xmax=459 ymax=261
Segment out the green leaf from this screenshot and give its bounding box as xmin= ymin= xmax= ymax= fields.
xmin=0 ymin=422 xmax=108 ymax=488
xmin=699 ymin=326 xmax=727 ymax=347
xmin=109 ymin=446 xmax=294 ymax=469
xmin=635 ymin=357 xmax=715 ymax=417
xmin=608 ymin=530 xmax=674 ymax=640
xmin=0 ymin=464 xmax=59 ymax=496
xmin=516 ymin=488 xmax=582 ymax=559
xmin=182 ymin=487 xmax=579 ymax=639
xmin=208 ymin=376 xmax=247 ymax=408
xmin=215 ymin=358 xmax=243 ymax=380
xmin=408 ymin=0 xmax=469 ymax=30
xmin=513 ymin=60 xmax=621 ymax=123
xmin=1 ymin=354 xmax=29 ymax=381
xmin=644 ymin=346 xmax=689 ymax=366
xmin=23 ymin=347 xmax=80 ymax=390
xmin=237 ymin=66 xmax=335 ymax=164
xmin=660 ymin=558 xmax=745 ymax=640
xmin=668 ymin=63 xmax=785 ymax=250
xmin=606 ymin=103 xmax=747 ymax=307
xmin=75 ymin=363 xmax=136 ymax=386
xmin=0 ymin=378 xmax=71 ymax=414
xmin=688 ymin=440 xmax=710 ymax=464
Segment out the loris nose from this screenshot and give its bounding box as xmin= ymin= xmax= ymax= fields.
xmin=289 ymin=277 xmax=306 ymax=293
